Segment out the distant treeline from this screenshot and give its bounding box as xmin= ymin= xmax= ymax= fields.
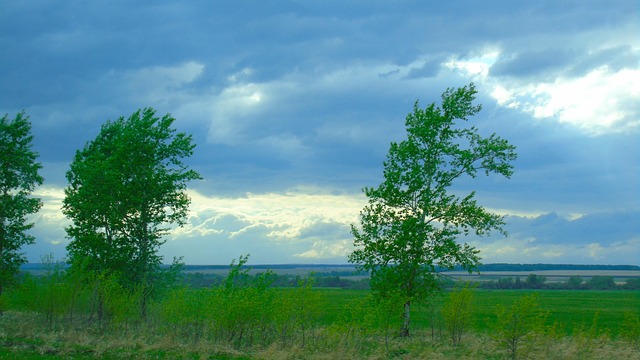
xmin=178 ymin=271 xmax=640 ymax=291
xmin=179 ymin=271 xmax=371 ymax=290
xmin=179 ymin=263 xmax=640 ymax=272
xmin=465 ymin=263 xmax=640 ymax=271
xmin=20 ymin=263 xmax=640 ymax=291
xmin=21 ymin=262 xmax=640 ymax=273
xmin=469 ymin=274 xmax=640 ymax=291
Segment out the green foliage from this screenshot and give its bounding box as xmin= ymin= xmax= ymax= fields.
xmin=99 ymin=273 xmax=143 ymax=326
xmin=349 ymin=83 xmax=517 ymax=336
xmin=3 ymin=255 xmax=82 ymax=328
xmin=155 ymin=255 xmax=326 ymax=349
xmin=620 ymin=311 xmax=640 ymax=348
xmin=39 ymin=254 xmax=72 ymax=329
xmin=62 ymin=108 xmax=200 ymax=317
xmin=286 ymin=275 xmax=323 ymax=347
xmin=442 ymin=282 xmax=476 ymax=346
xmin=492 ymin=294 xmax=548 ymax=360
xmin=524 ymin=273 xmax=546 ymax=289
xmin=478 ymin=273 xmax=638 ymax=290
xmin=567 ymin=275 xmax=584 ymax=289
xmin=622 ymin=278 xmax=640 ymax=290
xmin=223 ymin=254 xmax=252 ymax=290
xmin=587 ymin=275 xmax=616 ymax=290
xmin=0 ymin=111 xmax=44 ymax=299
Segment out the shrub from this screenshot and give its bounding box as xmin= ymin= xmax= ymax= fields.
xmin=441 ymin=282 xmax=475 ymax=346
xmin=492 ymin=293 xmax=547 ymax=360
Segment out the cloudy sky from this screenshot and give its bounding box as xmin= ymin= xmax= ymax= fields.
xmin=1 ymin=1 xmax=638 ymax=265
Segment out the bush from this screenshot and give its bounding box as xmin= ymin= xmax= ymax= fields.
xmin=441 ymin=282 xmax=475 ymax=346
xmin=492 ymin=294 xmax=547 ymax=360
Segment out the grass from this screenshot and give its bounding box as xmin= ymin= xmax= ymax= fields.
xmin=317 ymin=288 xmax=640 ymax=336
xmin=1 ymin=288 xmax=638 ymax=359
xmin=464 ymin=289 xmax=640 ymax=335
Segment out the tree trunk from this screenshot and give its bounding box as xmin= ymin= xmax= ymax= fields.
xmin=401 ymin=300 xmax=411 ymax=337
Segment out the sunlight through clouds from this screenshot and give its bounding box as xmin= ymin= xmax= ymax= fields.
xmin=166 ymin=188 xmax=366 ymax=262
xmin=177 ymin=188 xmax=365 ymax=240
xmin=444 ymin=50 xmax=501 ymax=78
xmin=488 ymin=62 xmax=640 ymax=135
xmin=527 ymin=67 xmax=640 ymax=133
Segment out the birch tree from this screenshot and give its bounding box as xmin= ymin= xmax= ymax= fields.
xmin=63 ymin=108 xmax=200 ymax=318
xmin=0 ymin=111 xmax=43 ymax=300
xmin=349 ymin=83 xmax=516 ymax=336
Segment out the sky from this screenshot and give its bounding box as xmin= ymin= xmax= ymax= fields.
xmin=1 ymin=1 xmax=638 ymax=266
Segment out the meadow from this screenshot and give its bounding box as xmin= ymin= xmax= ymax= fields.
xmin=1 ymin=278 xmax=639 ymax=359
xmin=317 ymin=288 xmax=640 ymax=335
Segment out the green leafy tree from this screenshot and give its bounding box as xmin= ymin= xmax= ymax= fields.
xmin=525 ymin=273 xmax=546 ymax=289
xmin=0 ymin=111 xmax=44 ymax=301
xmin=587 ymin=275 xmax=615 ymax=290
xmin=62 ymin=108 xmax=200 ymax=318
xmin=567 ymin=275 xmax=583 ymax=289
xmin=349 ymin=83 xmax=516 ymax=336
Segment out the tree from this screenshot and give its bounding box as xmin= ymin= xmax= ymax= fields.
xmin=0 ymin=111 xmax=44 ymax=300
xmin=587 ymin=275 xmax=615 ymax=290
xmin=567 ymin=275 xmax=583 ymax=289
xmin=525 ymin=274 xmax=546 ymax=289
xmin=349 ymin=83 xmax=516 ymax=336
xmin=62 ymin=108 xmax=200 ymax=318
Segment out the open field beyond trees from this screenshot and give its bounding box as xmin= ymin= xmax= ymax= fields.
xmin=1 ymin=264 xmax=639 ymax=360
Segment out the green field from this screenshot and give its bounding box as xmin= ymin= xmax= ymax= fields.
xmin=315 ymin=288 xmax=640 ymax=336
xmin=2 ymin=285 xmax=639 ymax=359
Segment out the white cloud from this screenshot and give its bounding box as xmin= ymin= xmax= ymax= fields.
xmin=491 ymin=85 xmax=520 ymax=109
xmin=294 ymin=239 xmax=351 ymax=259
xmin=488 ymin=58 xmax=640 ymax=135
xmin=26 ymin=186 xmax=70 ymax=261
xmin=26 ymin=185 xmax=366 ymax=263
xmin=177 ymin=188 xmax=364 ymax=240
xmin=525 ymin=67 xmax=640 ymax=133
xmin=24 ymin=186 xmax=640 ymax=265
xmin=32 ymin=186 xmax=67 ymax=221
xmin=444 ymin=50 xmax=501 ymax=79
xmin=166 ymin=188 xmax=366 ymax=262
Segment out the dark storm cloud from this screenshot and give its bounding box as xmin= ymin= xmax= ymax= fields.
xmin=491 ymin=49 xmax=578 ymax=78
